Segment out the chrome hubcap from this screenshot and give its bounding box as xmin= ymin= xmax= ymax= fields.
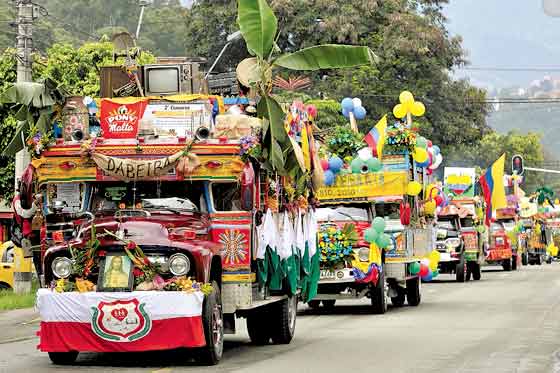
xmin=212 ymin=304 xmax=223 ymax=353
xmin=288 ymin=297 xmax=297 ymax=332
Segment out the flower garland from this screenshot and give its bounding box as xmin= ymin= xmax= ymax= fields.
xmin=239 ymin=135 xmax=262 ymax=162
xmin=318 ymin=223 xmax=358 ymax=270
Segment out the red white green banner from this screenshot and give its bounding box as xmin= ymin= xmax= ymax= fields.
xmin=37 ymin=289 xmax=205 ymax=352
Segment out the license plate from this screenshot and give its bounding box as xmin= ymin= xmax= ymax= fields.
xmin=320 ymin=270 xmax=336 ymax=280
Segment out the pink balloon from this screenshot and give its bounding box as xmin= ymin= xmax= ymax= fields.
xmin=307 ymin=105 xmax=318 ymax=118
xmin=419 ymin=264 xmax=429 ymax=277
xmin=321 ymin=159 xmax=329 ymax=171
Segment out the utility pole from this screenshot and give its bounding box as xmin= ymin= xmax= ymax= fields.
xmin=14 ymin=0 xmax=35 ymax=295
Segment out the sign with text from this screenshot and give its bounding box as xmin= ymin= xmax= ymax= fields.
xmin=317 ymin=172 xmax=408 ymax=201
xmin=100 ymin=100 xmax=148 ymax=139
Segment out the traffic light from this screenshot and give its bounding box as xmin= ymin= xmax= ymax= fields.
xmin=512 ymin=155 xmax=524 ymax=175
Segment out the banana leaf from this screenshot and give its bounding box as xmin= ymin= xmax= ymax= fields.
xmin=274 ymin=45 xmax=377 ymax=71
xmin=237 ymin=0 xmax=278 ymax=59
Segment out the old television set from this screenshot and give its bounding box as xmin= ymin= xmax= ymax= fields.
xmin=143 ymin=63 xmax=201 ymax=96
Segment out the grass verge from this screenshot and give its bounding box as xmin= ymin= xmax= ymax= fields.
xmin=0 ymin=281 xmax=38 ymax=311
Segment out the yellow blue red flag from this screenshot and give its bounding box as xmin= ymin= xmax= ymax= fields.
xmin=479 ymin=154 xmax=508 ymax=226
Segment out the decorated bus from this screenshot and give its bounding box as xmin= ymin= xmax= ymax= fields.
xmin=9 ymin=85 xmax=327 ymax=365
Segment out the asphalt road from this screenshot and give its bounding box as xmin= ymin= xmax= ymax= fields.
xmin=0 ymin=264 xmax=559 ymax=373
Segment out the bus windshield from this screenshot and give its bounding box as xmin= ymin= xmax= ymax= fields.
xmin=316 ymin=205 xmax=369 ymax=222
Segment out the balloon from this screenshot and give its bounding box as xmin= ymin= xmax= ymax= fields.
xmin=411 ymin=101 xmax=426 ymax=117
xmin=426 ymin=168 xmax=433 ymax=176
xmin=429 ymin=250 xmax=441 ymax=262
xmin=422 ymin=270 xmax=433 ymax=282
xmin=376 ymin=233 xmax=392 ymax=248
xmin=352 ymin=97 xmax=362 ymax=108
xmin=328 ymin=156 xmax=344 ymax=173
xmin=344 ymin=155 xmax=354 ymax=164
xmin=431 ymin=269 xmax=439 ymax=278
xmin=409 ymin=262 xmax=421 ymax=275
xmin=419 ymin=264 xmax=429 ymax=277
xmin=416 ymin=136 xmax=428 ymax=148
xmin=427 ymin=140 xmax=433 ymax=147
xmin=341 ymin=97 xmax=354 ymax=112
xmin=372 ymin=217 xmax=386 ymax=232
xmin=351 ymin=158 xmax=365 ymax=174
xmin=413 ymin=147 xmax=429 ymax=163
xmin=321 ymin=159 xmax=330 ymax=171
xmin=407 ymin=181 xmax=422 ymax=196
xmin=415 ymin=160 xmax=430 ymax=168
xmin=367 ymin=157 xmax=382 ymax=172
xmin=324 ymin=170 xmax=335 ymax=186
xmin=432 ymin=145 xmax=441 ymax=155
xmin=342 ymin=107 xmax=351 ymax=118
xmin=393 ymin=104 xmax=407 ymax=119
xmin=364 ymin=228 xmax=378 ymax=244
xmin=424 ymin=200 xmax=436 ymax=215
xmin=358 ymin=147 xmax=373 ymax=161
xmin=421 ymin=258 xmax=430 ymax=266
xmin=435 ymin=195 xmax=444 ymax=206
xmin=354 ymin=105 xmax=367 ymax=120
xmin=429 ymin=260 xmax=438 ymax=272
xmin=399 ymin=91 xmax=415 ymax=106
xmin=306 ymin=105 xmax=317 ymax=118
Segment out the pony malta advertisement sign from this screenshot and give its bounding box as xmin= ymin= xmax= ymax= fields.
xmin=444 ymin=167 xmax=476 ymax=198
xmin=100 ymin=99 xmax=148 ymax=139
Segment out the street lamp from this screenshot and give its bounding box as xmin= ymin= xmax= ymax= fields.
xmin=136 ymin=0 xmax=153 ymax=40
xmin=204 ymin=30 xmax=243 ymax=80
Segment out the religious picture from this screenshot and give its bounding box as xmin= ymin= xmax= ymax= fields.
xmin=98 ymin=254 xmax=133 ymax=292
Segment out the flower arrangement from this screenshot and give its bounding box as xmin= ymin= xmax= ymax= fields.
xmin=163 ymin=276 xmax=213 ymax=295
xmin=319 ymin=223 xmax=358 ymax=270
xmin=326 ymin=126 xmax=364 ymax=160
xmin=26 ymin=128 xmax=52 ymax=157
xmin=386 ymin=123 xmax=417 ymax=153
xmin=239 ymin=135 xmax=262 ymax=162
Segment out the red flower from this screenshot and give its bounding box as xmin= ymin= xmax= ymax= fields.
xmin=127 ymin=241 xmax=136 ymax=250
xmin=98 ymin=250 xmax=106 ymax=257
xmin=143 ymin=257 xmax=150 ymax=265
xmin=133 ymin=267 xmax=144 ymax=277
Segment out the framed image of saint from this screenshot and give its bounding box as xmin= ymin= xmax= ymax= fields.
xmin=97 ymin=253 xmax=134 ymax=292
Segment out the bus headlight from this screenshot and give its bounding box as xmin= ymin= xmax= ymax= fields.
xmin=168 ymin=253 xmax=191 ymax=276
xmin=52 ymin=257 xmax=72 ymax=279
xmin=358 ymin=248 xmax=369 ymax=262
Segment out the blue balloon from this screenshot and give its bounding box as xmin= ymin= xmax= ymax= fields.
xmin=324 ymin=170 xmax=336 ymax=186
xmin=341 ymin=97 xmax=354 ymax=112
xmin=328 ymin=156 xmax=344 ymax=173
xmin=422 ymin=272 xmax=433 ymax=282
xmin=432 ymin=145 xmax=441 ymax=155
xmin=342 ymin=107 xmax=351 ymax=118
xmin=354 ymin=105 xmax=367 ymax=120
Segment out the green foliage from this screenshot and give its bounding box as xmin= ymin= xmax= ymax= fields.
xmin=34 ymin=42 xmax=155 ymax=96
xmin=237 ymin=0 xmax=278 ymax=58
xmin=326 ymin=126 xmax=364 ymax=160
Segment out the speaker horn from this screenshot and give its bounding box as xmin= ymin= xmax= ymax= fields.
xmin=195 ymin=127 xmax=210 ymax=141
xmin=71 ymin=129 xmax=84 ymax=142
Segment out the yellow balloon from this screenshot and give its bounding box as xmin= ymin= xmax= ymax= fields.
xmin=429 ymin=260 xmax=438 ymax=272
xmin=411 ymin=101 xmax=426 ymax=117
xmin=413 ymin=147 xmax=428 ymax=163
xmin=407 ymin=181 xmax=422 ymax=196
xmin=399 ymin=91 xmax=415 ymax=106
xmin=393 ymin=103 xmax=407 ymax=119
xmin=429 ymin=250 xmax=440 ymax=262
xmin=424 ymin=200 xmax=436 ymax=215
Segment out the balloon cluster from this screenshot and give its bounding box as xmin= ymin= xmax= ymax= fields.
xmin=393 ymin=91 xmax=425 ymax=119
xmin=341 ymin=97 xmax=367 ymax=120
xmin=350 ymin=147 xmax=382 ymax=174
xmin=409 ymin=250 xmax=440 ymax=281
xmin=413 ymin=137 xmax=443 ymax=174
xmin=426 ymin=183 xmax=451 ymax=215
xmin=363 ymin=217 xmax=392 ymax=249
xmin=321 ymin=156 xmax=344 ymax=186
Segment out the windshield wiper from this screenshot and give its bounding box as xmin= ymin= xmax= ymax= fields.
xmin=336 ymin=211 xmax=359 ymax=223
xmin=144 ymin=205 xmax=192 ymax=215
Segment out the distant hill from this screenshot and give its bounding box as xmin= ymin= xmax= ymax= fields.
xmin=445 ymin=1 xmax=560 ymax=89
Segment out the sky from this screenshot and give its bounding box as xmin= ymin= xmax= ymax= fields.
xmin=444 ymin=0 xmax=560 ymax=90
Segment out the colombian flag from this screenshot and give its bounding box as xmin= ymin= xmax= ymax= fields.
xmin=479 ymin=154 xmax=508 ymax=226
xmin=364 ymin=115 xmax=387 ymax=159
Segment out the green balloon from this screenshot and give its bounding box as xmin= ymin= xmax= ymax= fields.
xmin=373 ymin=217 xmax=386 ymax=232
xmin=432 ymin=269 xmax=439 ymax=278
xmin=367 ymin=157 xmax=382 ymax=172
xmin=376 ymin=233 xmax=391 ymax=248
xmin=416 ymin=136 xmax=428 ymax=148
xmin=409 ymin=262 xmax=421 ymax=275
xmin=364 ymin=228 xmax=378 ymax=243
xmin=351 ymin=158 xmax=365 ymax=174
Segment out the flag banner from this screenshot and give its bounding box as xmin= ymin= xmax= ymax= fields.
xmin=37 ymin=289 xmax=205 ymax=353
xmin=479 ymin=154 xmax=507 ymax=226
xmin=364 ymin=115 xmax=388 ymax=159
